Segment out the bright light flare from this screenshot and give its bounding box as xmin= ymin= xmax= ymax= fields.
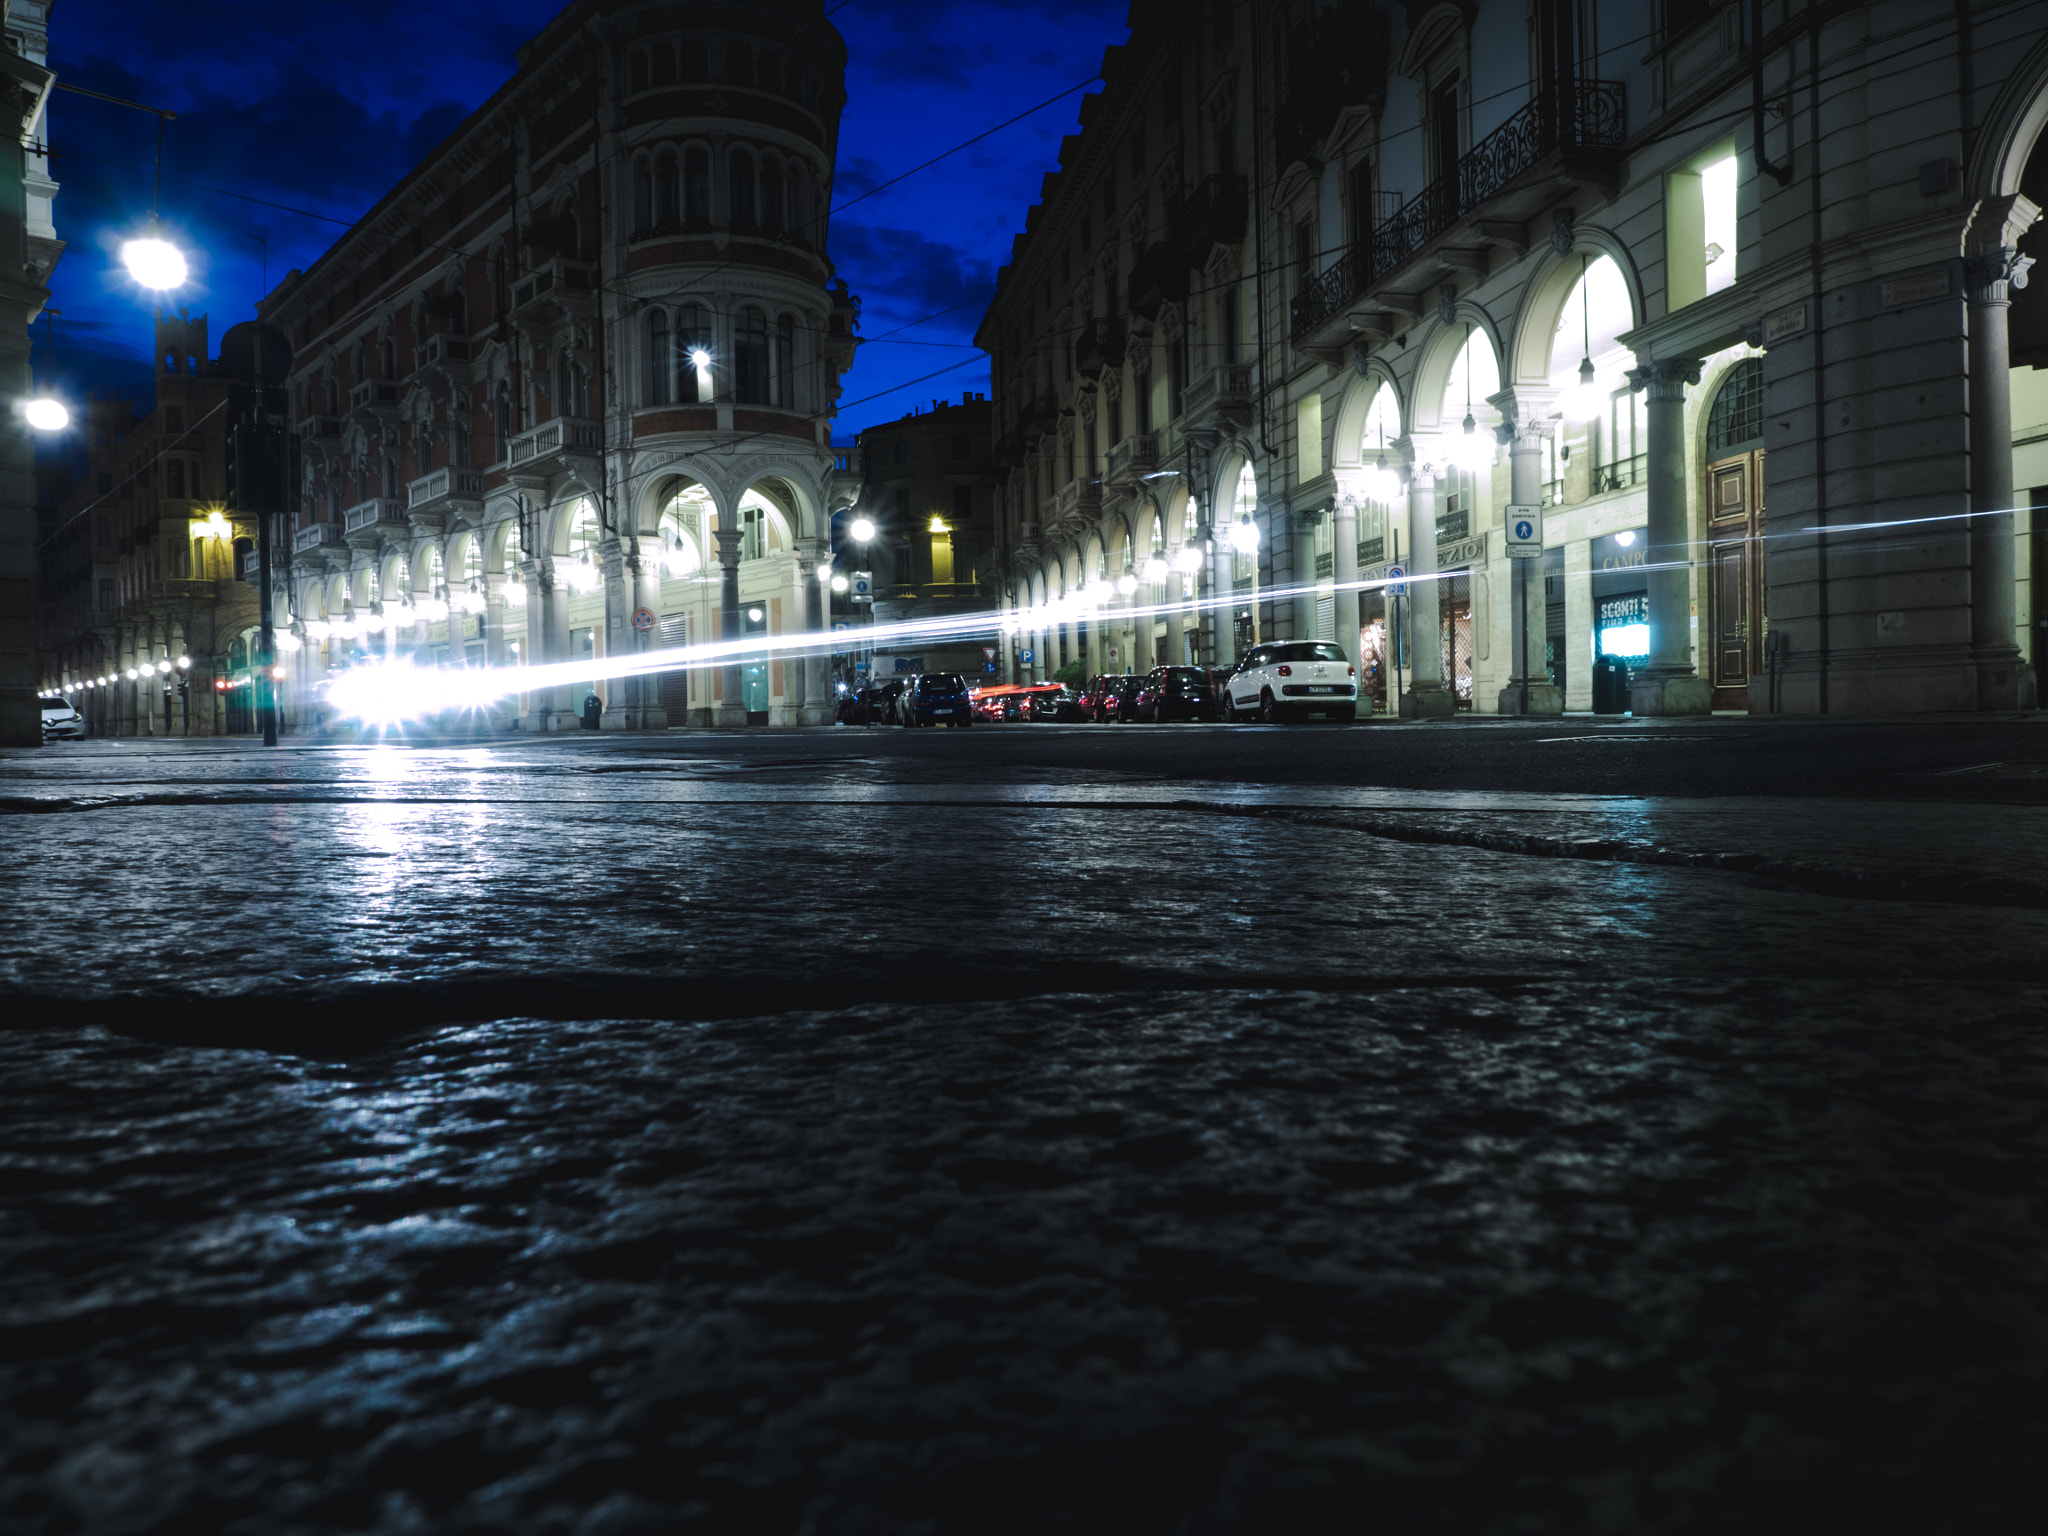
xmin=122 ymin=235 xmax=189 ymax=291
xmin=23 ymin=397 xmax=68 ymax=431
xmin=848 ymin=516 xmax=876 ymax=543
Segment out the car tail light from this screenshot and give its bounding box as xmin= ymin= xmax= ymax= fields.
xmin=1277 ymin=665 xmax=1292 ymax=677
xmin=1349 ymin=666 xmax=1356 ymax=677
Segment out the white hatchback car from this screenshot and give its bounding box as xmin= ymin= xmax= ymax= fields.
xmin=1225 ymin=642 xmax=1358 ymax=723
xmin=40 ymin=694 xmax=85 ymax=740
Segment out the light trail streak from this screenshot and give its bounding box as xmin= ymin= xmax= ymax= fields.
xmin=316 ymin=500 xmax=2030 ymax=722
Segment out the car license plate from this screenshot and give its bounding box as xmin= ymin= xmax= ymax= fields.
xmin=1306 ymin=685 xmax=1335 ymax=694
xmin=935 ymin=707 xmax=956 ymax=713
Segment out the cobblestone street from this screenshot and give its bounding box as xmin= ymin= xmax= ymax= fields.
xmin=5 ymin=720 xmax=2048 ymax=1533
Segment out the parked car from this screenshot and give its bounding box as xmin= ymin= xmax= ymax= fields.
xmin=901 ymin=672 xmax=973 ymax=727
xmin=1079 ymin=675 xmax=1122 ymax=722
xmin=1100 ymin=675 xmax=1147 ymax=722
xmin=838 ymin=679 xmax=903 ymax=726
xmin=40 ymin=693 xmax=84 ymax=740
xmin=1224 ymin=642 xmax=1358 ymax=722
xmin=1022 ymin=683 xmax=1084 ymax=721
xmin=1135 ymin=666 xmax=1220 ymax=722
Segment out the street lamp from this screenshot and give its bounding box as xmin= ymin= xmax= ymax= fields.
xmin=121 ymin=226 xmax=189 ymax=291
xmin=848 ymin=515 xmax=876 ymax=544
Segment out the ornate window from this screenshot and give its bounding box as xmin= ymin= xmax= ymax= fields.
xmin=684 ymin=147 xmax=711 ymax=224
xmin=774 ymin=314 xmax=795 ymax=409
xmin=1704 ymin=359 xmax=1763 ymax=456
xmin=735 ymin=306 xmax=769 ymax=404
xmin=653 ymin=150 xmax=678 ymax=226
xmin=646 ymin=310 xmax=671 ymax=405
xmin=677 ymin=303 xmax=710 ymax=403
xmin=729 ymin=147 xmax=755 ymax=226
xmin=761 ymin=155 xmax=784 ymax=234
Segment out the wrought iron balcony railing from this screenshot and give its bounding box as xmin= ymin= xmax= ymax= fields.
xmin=1291 ymin=80 xmax=1626 ymax=342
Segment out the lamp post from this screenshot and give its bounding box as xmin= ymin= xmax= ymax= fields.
xmin=848 ymin=513 xmax=876 ymax=687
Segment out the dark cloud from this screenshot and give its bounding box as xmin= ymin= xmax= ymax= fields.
xmin=828 ymin=221 xmax=996 ymax=328
xmin=833 ymin=155 xmax=891 ymax=197
xmin=866 ymin=39 xmax=995 ymax=89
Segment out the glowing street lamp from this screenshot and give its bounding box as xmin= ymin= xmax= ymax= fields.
xmin=1141 ymin=555 xmax=1169 ymax=585
xmin=122 ymin=221 xmax=189 ymax=291
xmin=848 ymin=515 xmax=876 ymax=544
xmin=23 ymin=396 xmax=68 ymax=432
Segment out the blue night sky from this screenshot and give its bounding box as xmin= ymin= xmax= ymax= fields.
xmin=38 ymin=0 xmax=1128 ymax=448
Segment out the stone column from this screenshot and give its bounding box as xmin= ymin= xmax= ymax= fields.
xmin=1332 ymin=497 xmax=1359 ymax=661
xmin=714 ymin=522 xmax=746 ymax=726
xmin=519 ymin=557 xmax=549 ymax=730
xmin=1292 ymin=510 xmax=1318 ymax=644
xmin=1964 ymin=200 xmax=2041 ymax=709
xmin=1490 ymin=388 xmax=1563 ymax=715
xmin=1399 ymin=438 xmax=1453 ymax=717
xmin=1212 ymin=539 xmax=1237 ymax=668
xmin=1624 ymin=358 xmax=1711 ymax=715
xmin=793 ymin=542 xmax=827 ymax=724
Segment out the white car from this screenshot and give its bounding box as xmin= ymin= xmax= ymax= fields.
xmin=40 ymin=694 xmax=84 ymax=740
xmin=1224 ymin=642 xmax=1358 ymax=723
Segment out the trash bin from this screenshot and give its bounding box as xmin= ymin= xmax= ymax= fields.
xmin=1591 ymin=655 xmax=1631 ymax=715
xmin=581 ymin=691 xmax=602 ymax=730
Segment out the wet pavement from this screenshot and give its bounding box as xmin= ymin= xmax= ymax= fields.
xmin=4 ymin=719 xmax=2047 ymax=1533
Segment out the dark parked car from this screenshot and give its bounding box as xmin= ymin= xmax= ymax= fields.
xmin=1024 ymin=684 xmax=1084 ymax=721
xmin=1099 ymin=675 xmax=1146 ymax=722
xmin=838 ymin=678 xmax=903 ymax=726
xmin=1079 ymin=675 xmax=1122 ymax=722
xmin=1136 ymin=666 xmax=1219 ymax=722
xmin=901 ymin=672 xmax=973 ymax=727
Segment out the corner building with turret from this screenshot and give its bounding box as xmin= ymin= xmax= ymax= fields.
xmin=262 ymin=0 xmax=858 ymax=730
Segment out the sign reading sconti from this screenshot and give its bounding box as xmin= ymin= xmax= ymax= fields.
xmin=1597 ymin=592 xmax=1648 ymax=628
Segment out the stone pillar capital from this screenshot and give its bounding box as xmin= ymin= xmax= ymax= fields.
xmin=1964 ymin=244 xmax=2037 ymax=307
xmin=1487 ymin=385 xmax=1560 ymax=433
xmin=1965 ymin=193 xmax=2042 ymax=258
xmin=1626 ymin=358 xmax=1702 ymax=403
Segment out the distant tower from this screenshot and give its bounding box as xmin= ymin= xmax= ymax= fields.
xmin=155 ymin=311 xmax=210 ymax=378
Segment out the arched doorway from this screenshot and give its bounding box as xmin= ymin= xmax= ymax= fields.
xmin=1701 ymin=359 xmax=1765 ymax=709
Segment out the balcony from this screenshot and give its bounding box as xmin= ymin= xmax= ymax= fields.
xmin=241 ymin=548 xmax=262 ymax=583
xmin=1177 ymin=174 xmax=1248 ymax=262
xmin=1291 ymin=80 xmax=1627 ymax=350
xmin=406 ymin=466 xmax=486 ymax=531
xmin=415 ymin=332 xmax=472 ymax=380
xmin=509 ymin=256 xmax=597 ymax=333
xmin=342 ymin=497 xmax=408 ymax=550
xmin=1182 ymin=363 xmax=1255 ymax=428
xmin=505 ymin=415 xmax=601 ymax=478
xmin=1106 ymin=432 xmax=1158 ymax=487
xmin=297 ymin=414 xmax=344 ymax=449
xmin=1073 ymin=316 xmax=1128 ymax=378
xmin=1053 ymin=477 xmax=1102 ymax=531
xmin=292 ymin=520 xmax=347 ymax=568
xmin=348 ymin=380 xmax=402 ymax=422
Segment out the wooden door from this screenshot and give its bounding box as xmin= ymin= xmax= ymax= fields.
xmin=1706 ymin=452 xmax=1765 ymax=709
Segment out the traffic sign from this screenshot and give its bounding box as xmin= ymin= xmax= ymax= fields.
xmin=983 ymin=646 xmax=997 ymax=660
xmin=1021 ymin=649 xmax=1034 ymax=663
xmin=1385 ymin=564 xmax=1407 ymax=598
xmin=984 ymin=662 xmax=997 ymax=674
xmin=1504 ymin=504 xmax=1543 ymax=560
xmin=630 ymin=606 xmax=656 ymax=632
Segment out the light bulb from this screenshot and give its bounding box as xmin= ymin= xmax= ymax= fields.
xmin=1141 ymin=556 xmax=1169 ymax=584
xmin=1228 ymin=518 xmax=1261 ymax=554
xmin=849 ymin=516 xmax=876 ymax=543
xmin=691 ymin=349 xmax=711 ymax=369
xmin=121 ymin=235 xmax=188 ymax=291
xmin=1561 ymin=355 xmax=1604 ymax=421
xmin=1117 ymin=573 xmax=1138 ymax=596
xmin=24 ymin=397 xmax=68 ymax=431
xmin=1174 ymin=545 xmax=1203 ymax=574
xmin=830 ymin=574 xmax=848 ymax=592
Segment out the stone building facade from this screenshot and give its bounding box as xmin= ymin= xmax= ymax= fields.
xmin=37 ymin=314 xmax=261 ymax=737
xmin=258 ymin=0 xmax=858 ymax=731
xmin=979 ymin=0 xmax=2048 ymax=716
xmin=4 ymin=0 xmax=59 ymax=744
xmin=845 ymin=392 xmax=999 ymax=682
